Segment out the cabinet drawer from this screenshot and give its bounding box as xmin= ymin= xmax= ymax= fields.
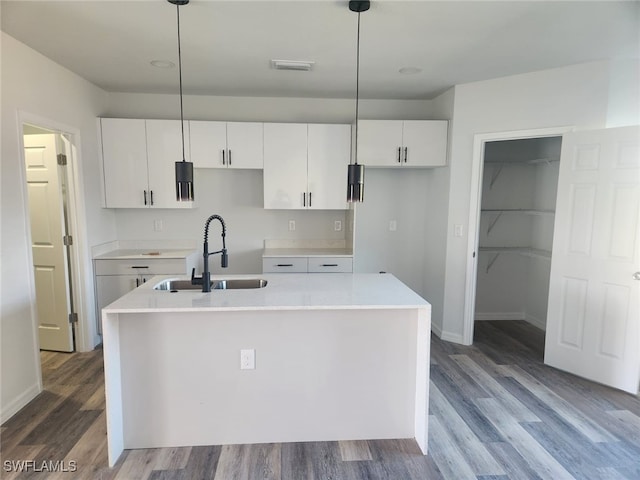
xmin=94 ymin=259 xmax=187 ymax=276
xmin=307 ymin=257 xmax=353 ymax=273
xmin=262 ymin=257 xmax=307 ymax=273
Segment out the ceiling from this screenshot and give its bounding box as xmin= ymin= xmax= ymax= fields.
xmin=1 ymin=1 xmax=638 ymax=100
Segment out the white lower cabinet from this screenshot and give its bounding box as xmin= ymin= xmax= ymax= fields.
xmin=262 ymin=257 xmax=308 ymax=273
xmin=263 ymin=256 xmax=353 ymax=273
xmin=307 ymin=257 xmax=353 ymax=273
xmin=94 ymin=256 xmax=197 ymax=333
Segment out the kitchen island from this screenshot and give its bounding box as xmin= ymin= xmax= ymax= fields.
xmin=102 ymin=273 xmax=431 ymax=466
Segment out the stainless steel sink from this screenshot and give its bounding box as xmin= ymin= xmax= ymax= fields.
xmin=154 ymin=278 xmax=268 ymax=292
xmin=213 ymin=279 xmax=268 ymax=290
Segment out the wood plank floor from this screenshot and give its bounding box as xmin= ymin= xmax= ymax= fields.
xmin=2 ymin=320 xmax=639 ymax=479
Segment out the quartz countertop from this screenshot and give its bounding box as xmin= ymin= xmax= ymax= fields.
xmin=262 ymin=248 xmax=353 ymax=257
xmin=94 ymin=249 xmax=198 ymax=260
xmin=102 ymin=273 xmax=429 ymax=313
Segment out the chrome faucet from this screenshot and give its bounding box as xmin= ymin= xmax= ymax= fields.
xmin=191 ymin=214 xmax=228 ymax=292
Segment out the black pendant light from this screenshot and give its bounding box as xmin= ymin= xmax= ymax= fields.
xmin=170 ymin=0 xmax=194 ymax=201
xmin=347 ymin=0 xmax=369 ymax=203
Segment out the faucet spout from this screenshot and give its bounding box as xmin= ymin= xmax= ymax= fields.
xmin=193 ymin=214 xmax=228 ymax=292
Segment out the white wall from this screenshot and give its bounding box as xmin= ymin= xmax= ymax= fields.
xmin=421 ymin=87 xmax=455 ymax=335
xmin=440 ymin=61 xmax=626 ymax=343
xmin=1 ymin=33 xmax=112 ymax=421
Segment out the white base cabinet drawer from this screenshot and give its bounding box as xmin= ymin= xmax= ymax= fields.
xmin=262 ymin=257 xmax=308 ymax=273
xmin=307 ymin=257 xmax=353 ymax=273
xmin=263 ymin=256 xmax=354 ymax=273
xmin=94 ymin=258 xmax=187 ymax=276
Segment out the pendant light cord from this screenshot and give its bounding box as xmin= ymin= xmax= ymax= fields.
xmin=354 ymin=11 xmax=361 ymax=166
xmin=176 ymin=4 xmax=186 ymax=162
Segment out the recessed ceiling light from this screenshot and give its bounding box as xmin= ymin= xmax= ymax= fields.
xmin=271 ymin=60 xmax=315 ymax=71
xmin=399 ymin=66 xmax=422 ymax=75
xmin=150 ymin=60 xmax=175 ymax=69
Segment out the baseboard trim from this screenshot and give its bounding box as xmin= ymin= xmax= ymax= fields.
xmin=440 ymin=331 xmax=466 ymax=345
xmin=0 ymin=383 xmax=41 ymax=424
xmin=475 ymin=312 xmax=525 ymax=321
xmin=431 ymin=322 xmax=443 ymax=338
xmin=525 ymin=313 xmax=546 ymax=331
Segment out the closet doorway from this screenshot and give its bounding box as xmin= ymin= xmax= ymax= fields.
xmin=464 ymin=126 xmax=640 ymax=394
xmin=474 ymin=136 xmax=562 ymax=344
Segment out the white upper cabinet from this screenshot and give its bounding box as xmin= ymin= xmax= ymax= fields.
xmin=145 ymin=119 xmax=193 ymax=209
xmin=357 ymin=120 xmax=448 ymax=167
xmin=307 ymin=124 xmax=350 ymax=210
xmin=264 ymin=123 xmax=351 ymax=210
xmin=264 ymin=123 xmax=308 ymax=209
xmin=190 ymin=120 xmax=263 ymax=169
xmin=101 ymin=118 xmax=149 ymax=208
xmin=100 ymin=118 xmax=195 ymax=209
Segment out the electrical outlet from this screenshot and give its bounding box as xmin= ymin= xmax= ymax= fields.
xmin=240 ymin=349 xmax=255 ymax=370
xmin=389 ymin=220 xmax=397 ymax=231
xmin=153 ymin=219 xmax=163 ymax=232
xmin=334 ymin=220 xmax=342 ymax=231
xmin=288 ymin=220 xmax=296 ymax=231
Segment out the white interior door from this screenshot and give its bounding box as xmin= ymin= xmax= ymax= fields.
xmin=24 ymin=134 xmax=74 ymax=352
xmin=545 ymin=126 xmax=640 ymax=394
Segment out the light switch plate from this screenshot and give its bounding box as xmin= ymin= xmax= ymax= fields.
xmin=288 ymin=220 xmax=296 ymax=231
xmin=454 ymin=224 xmax=463 ymax=237
xmin=389 ymin=220 xmax=397 ymax=232
xmin=334 ymin=220 xmax=342 ymax=231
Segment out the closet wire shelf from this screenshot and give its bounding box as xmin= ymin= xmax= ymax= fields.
xmin=479 ymin=247 xmax=551 ymax=273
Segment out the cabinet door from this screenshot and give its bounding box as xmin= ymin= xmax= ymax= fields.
xmin=146 ymin=119 xmax=193 ymax=208
xmin=402 ymin=120 xmax=448 ymax=167
xmin=101 ymin=118 xmax=149 ymax=208
xmin=189 ymin=120 xmax=227 ymax=168
xmin=227 ymin=122 xmax=264 ymax=169
xmin=263 ymin=123 xmax=308 ymax=209
xmin=356 ymin=120 xmax=403 ymax=166
xmin=307 ymin=124 xmax=350 ymax=210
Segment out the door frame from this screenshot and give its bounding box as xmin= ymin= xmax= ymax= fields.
xmin=18 ymin=111 xmax=94 ymax=354
xmin=461 ymin=126 xmax=575 ymax=345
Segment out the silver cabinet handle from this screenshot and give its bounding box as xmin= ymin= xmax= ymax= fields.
xmin=404 ymin=147 xmax=408 ymax=163
xmin=633 ymin=272 xmax=640 ymax=281
xmin=131 ymin=266 xmax=149 ymax=269
xmin=222 ymin=150 xmax=225 ymax=165
xmin=276 ymin=263 xmax=293 ymax=267
xmin=309 ymin=192 xmax=312 ymax=207
xmin=228 ymin=149 xmax=232 ymax=166
xmin=303 ymin=192 xmax=306 ymax=207
xmin=136 ymin=277 xmax=140 ymax=287
xmin=321 ymin=264 xmax=338 ymax=267
xmin=397 ymin=147 xmax=402 ymax=163
xmin=144 ymin=190 xmax=147 ymax=205
xmin=150 ymin=190 xmax=154 ymax=206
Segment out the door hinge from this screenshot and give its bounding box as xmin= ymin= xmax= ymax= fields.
xmin=63 ymin=235 xmax=73 ymax=246
xmin=68 ymin=312 xmax=78 ymax=324
xmin=57 ymin=153 xmax=67 ymax=166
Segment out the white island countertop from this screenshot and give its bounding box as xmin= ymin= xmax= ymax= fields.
xmin=103 ymin=273 xmax=429 ymax=313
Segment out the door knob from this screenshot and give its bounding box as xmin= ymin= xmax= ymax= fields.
xmin=633 ymin=272 xmax=640 ymax=281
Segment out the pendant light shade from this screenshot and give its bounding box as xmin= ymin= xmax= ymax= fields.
xmin=347 ymin=0 xmax=370 ymax=203
xmin=347 ymin=163 xmax=365 ymax=203
xmin=169 ymin=0 xmax=194 ymax=201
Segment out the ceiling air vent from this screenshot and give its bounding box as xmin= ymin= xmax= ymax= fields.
xmin=270 ymin=60 xmax=315 ymax=71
